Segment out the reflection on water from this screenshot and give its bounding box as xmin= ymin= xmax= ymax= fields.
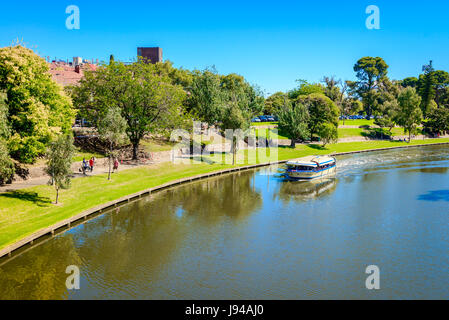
xmin=275 ymin=178 xmax=337 ymax=203
xmin=0 ymin=145 xmax=448 ymax=300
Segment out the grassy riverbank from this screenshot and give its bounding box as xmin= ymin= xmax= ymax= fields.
xmin=1 ymin=138 xmax=449 ymax=251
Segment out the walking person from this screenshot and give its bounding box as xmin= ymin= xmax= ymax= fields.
xmin=113 ymin=158 xmax=119 ymax=173
xmin=89 ymin=157 xmax=95 ymax=172
xmin=82 ymin=158 xmax=89 ymax=175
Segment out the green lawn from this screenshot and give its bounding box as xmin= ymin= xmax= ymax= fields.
xmin=254 ymin=127 xmax=289 ymax=140
xmin=337 ymin=127 xmax=423 ymax=139
xmin=339 ymin=119 xmax=375 ymax=126
xmin=1 ymin=138 xmax=449 ymax=251
xmin=251 ymin=122 xmax=278 ymax=127
xmin=140 ymin=138 xmax=176 ymax=153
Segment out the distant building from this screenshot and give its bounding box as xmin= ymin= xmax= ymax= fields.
xmin=73 ymin=57 xmax=83 ymax=66
xmin=49 ymin=60 xmax=98 ymax=87
xmin=137 ymin=47 xmax=163 ymax=64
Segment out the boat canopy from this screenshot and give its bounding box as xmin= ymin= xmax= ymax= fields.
xmin=286 ymin=155 xmax=336 ymax=167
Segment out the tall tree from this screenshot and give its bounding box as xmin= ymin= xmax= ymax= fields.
xmin=98 ymin=106 xmax=128 ymax=180
xmin=433 ymin=70 xmax=449 ymax=107
xmin=417 ymin=61 xmax=436 ymax=116
xmin=352 ymin=57 xmax=389 ymax=119
xmin=45 ymin=134 xmax=76 ymax=204
xmin=0 ymin=91 xmax=14 ymax=184
xmin=72 ymin=59 xmax=187 ymax=160
xmin=188 ymin=68 xmax=225 ymax=126
xmin=220 ymin=73 xmax=264 ymax=165
xmin=394 ymin=87 xmax=423 ymax=142
xmin=277 ymin=102 xmax=310 ymax=148
xmin=296 ymin=93 xmax=340 ymax=140
xmin=0 ymin=45 xmax=75 ymax=163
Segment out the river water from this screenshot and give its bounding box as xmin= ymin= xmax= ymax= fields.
xmin=0 ymin=145 xmax=448 ymax=300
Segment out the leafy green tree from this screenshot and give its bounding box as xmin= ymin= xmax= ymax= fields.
xmin=341 ymin=98 xmax=363 ymax=125
xmin=373 ymin=79 xmax=400 ymax=135
xmin=288 ymin=80 xmax=324 ymax=100
xmin=278 ymin=102 xmax=310 ymax=148
xmin=0 ymin=45 xmax=75 ymax=163
xmin=321 ymin=76 xmax=346 ymax=105
xmin=417 ymin=61 xmax=436 ymax=116
xmin=220 ymin=73 xmax=264 ymax=165
xmin=401 ymin=77 xmax=419 ymax=88
xmin=317 ymin=122 xmax=338 ymax=147
xmin=296 ymin=93 xmax=340 ymax=139
xmin=0 ymin=91 xmax=9 ymax=140
xmin=394 ymin=87 xmax=423 ymax=142
xmin=0 ymin=140 xmax=14 ymax=185
xmin=154 ymin=60 xmax=193 ymax=89
xmin=72 ymin=59 xmax=187 ymax=160
xmin=188 ymin=68 xmax=225 ymax=125
xmin=264 ymin=92 xmax=286 ymax=115
xmin=98 ymin=106 xmax=128 ymax=180
xmin=109 ymin=54 xmax=115 ymax=65
xmin=44 ymin=134 xmax=76 ymax=204
xmin=424 ymin=105 xmax=449 ymax=135
xmin=433 ymin=70 xmax=449 ymax=107
xmin=352 ymin=57 xmax=389 ymax=119
xmin=0 ymin=91 xmax=14 ymax=184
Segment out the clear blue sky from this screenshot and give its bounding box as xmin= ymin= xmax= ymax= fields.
xmin=1 ymin=0 xmax=449 ymax=95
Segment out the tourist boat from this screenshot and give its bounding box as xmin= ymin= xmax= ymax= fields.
xmin=284 ymin=155 xmax=337 ymax=180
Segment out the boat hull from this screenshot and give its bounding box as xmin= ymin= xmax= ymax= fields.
xmin=286 ymin=165 xmax=337 ymax=180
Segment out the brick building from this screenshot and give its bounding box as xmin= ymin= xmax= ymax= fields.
xmin=137 ymin=47 xmax=163 ymax=64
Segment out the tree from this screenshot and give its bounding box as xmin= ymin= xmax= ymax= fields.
xmin=424 ymin=105 xmax=449 ymax=135
xmin=322 ymin=76 xmax=345 ymax=105
xmin=154 ymin=60 xmax=193 ymax=89
xmin=72 ymin=59 xmax=187 ymax=160
xmin=188 ymin=68 xmax=224 ymax=125
xmin=278 ymin=102 xmax=310 ymax=148
xmin=109 ymin=54 xmax=115 ymax=65
xmin=220 ymin=73 xmax=264 ymax=165
xmin=317 ymin=122 xmax=338 ymax=147
xmin=352 ymin=57 xmax=389 ymax=119
xmin=98 ymin=106 xmax=128 ymax=180
xmin=394 ymin=87 xmax=423 ymax=142
xmin=401 ymin=77 xmax=419 ymax=88
xmin=417 ymin=61 xmax=436 ymax=116
xmin=341 ymin=98 xmax=363 ymax=125
xmin=296 ymin=93 xmax=340 ymax=139
xmin=433 ymin=70 xmax=449 ymax=107
xmin=288 ymin=80 xmax=324 ymax=100
xmin=44 ymin=134 xmax=76 ymax=204
xmin=0 ymin=140 xmax=14 ymax=185
xmin=0 ymin=45 xmax=75 ymax=163
xmin=373 ymin=78 xmax=400 ymax=136
xmin=0 ymin=91 xmax=9 ymax=140
xmin=264 ymin=92 xmax=286 ymax=115
xmin=0 ymin=91 xmax=14 ymax=184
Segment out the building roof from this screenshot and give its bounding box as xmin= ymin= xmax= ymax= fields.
xmin=48 ymin=61 xmax=98 ymax=87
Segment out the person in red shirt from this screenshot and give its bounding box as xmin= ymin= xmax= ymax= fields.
xmin=89 ymin=157 xmax=95 ymax=172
